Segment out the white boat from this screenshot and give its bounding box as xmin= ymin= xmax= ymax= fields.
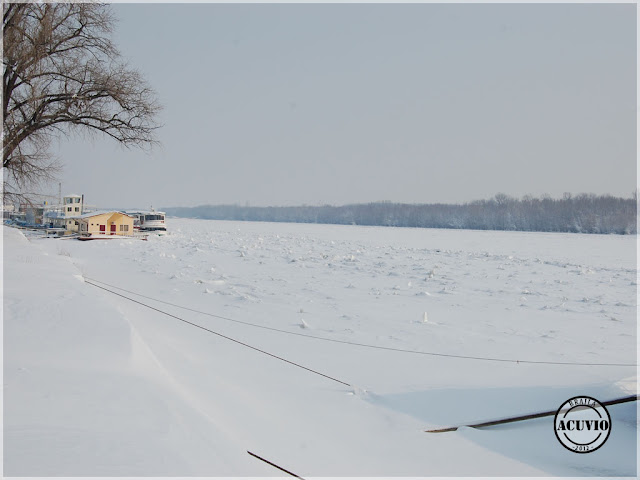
xmin=127 ymin=209 xmax=167 ymax=232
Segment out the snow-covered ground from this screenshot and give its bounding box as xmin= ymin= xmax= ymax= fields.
xmin=3 ymin=219 xmax=637 ymax=477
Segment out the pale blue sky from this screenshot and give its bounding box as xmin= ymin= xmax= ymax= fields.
xmin=51 ymin=3 xmax=636 ymax=209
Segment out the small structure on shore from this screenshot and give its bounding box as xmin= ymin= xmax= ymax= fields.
xmin=4 ymin=192 xmax=161 ymax=240
xmin=74 ymin=211 xmax=135 ymax=237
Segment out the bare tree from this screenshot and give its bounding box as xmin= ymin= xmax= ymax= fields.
xmin=3 ymin=2 xmax=161 ymax=204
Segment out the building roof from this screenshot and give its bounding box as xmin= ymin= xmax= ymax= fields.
xmin=69 ymin=210 xmax=134 ymax=220
xmin=44 ymin=211 xmax=66 ymax=219
xmin=125 ymin=210 xmax=166 ymax=215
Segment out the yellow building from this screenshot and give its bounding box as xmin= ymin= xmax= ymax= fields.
xmin=72 ymin=211 xmax=135 ymax=236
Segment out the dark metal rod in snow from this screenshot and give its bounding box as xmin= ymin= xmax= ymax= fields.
xmin=85 ymin=281 xmax=352 ymax=388
xmin=425 ymin=394 xmax=639 ymax=433
xmin=247 ymin=451 xmax=305 ymax=479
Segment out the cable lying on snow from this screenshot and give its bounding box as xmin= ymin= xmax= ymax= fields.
xmin=84 ymin=277 xmax=638 ymax=368
xmin=84 ymin=280 xmax=354 ymax=388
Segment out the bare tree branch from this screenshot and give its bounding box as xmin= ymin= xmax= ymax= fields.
xmin=3 ymin=2 xmax=162 ymax=204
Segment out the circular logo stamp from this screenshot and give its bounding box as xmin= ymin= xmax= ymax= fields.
xmin=554 ymin=396 xmax=611 ymax=453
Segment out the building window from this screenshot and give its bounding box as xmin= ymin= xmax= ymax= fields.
xmin=75 ymin=207 xmax=79 ymax=212
xmin=67 ymin=207 xmax=72 ymax=212
xmin=119 ymin=224 xmax=129 ymax=232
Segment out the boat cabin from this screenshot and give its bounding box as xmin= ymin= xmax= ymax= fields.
xmin=126 ymin=210 xmax=166 ymax=232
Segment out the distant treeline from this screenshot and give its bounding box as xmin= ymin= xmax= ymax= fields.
xmin=164 ymin=193 xmax=638 ymax=234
